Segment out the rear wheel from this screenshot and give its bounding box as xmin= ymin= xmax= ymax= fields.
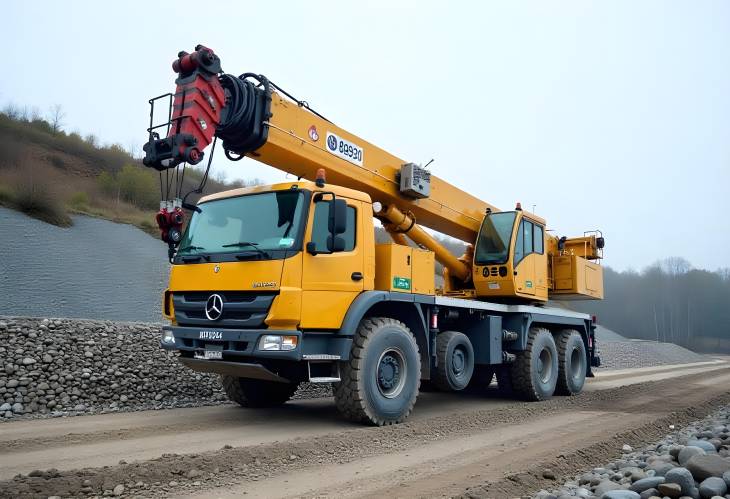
xmin=555 ymin=329 xmax=587 ymax=395
xmin=510 ymin=327 xmax=558 ymax=401
xmin=221 ymin=376 xmax=299 ymax=408
xmin=334 ymin=317 xmax=420 ymax=425
xmin=434 ymin=331 xmax=474 ymax=391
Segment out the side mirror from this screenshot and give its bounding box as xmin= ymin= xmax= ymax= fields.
xmin=329 ymin=199 xmax=347 ymax=235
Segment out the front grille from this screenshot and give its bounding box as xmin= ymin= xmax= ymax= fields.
xmin=173 ymin=291 xmax=276 ymax=328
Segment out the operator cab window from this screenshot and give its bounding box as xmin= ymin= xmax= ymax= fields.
xmin=534 ymin=224 xmax=544 ymax=254
xmin=514 ymin=219 xmax=545 ymax=265
xmin=310 ymin=201 xmax=356 ymax=251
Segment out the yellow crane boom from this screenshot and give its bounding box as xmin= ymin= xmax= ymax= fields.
xmin=256 ymin=92 xmax=495 ymax=244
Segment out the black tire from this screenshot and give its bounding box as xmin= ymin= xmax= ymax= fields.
xmin=554 ymin=329 xmax=587 ymax=396
xmin=510 ymin=327 xmax=558 ymax=401
xmin=333 ymin=317 xmax=420 ymax=425
xmin=221 ymin=376 xmax=299 ymax=408
xmin=434 ymin=331 xmax=474 ymax=391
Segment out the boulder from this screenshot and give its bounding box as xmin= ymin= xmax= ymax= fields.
xmin=687 ymin=455 xmax=730 ymax=482
xmin=689 ymin=440 xmax=719 ymax=454
xmin=595 ymin=480 xmax=624 ymax=496
xmin=699 ymin=477 xmax=727 ymax=498
xmin=601 ymin=491 xmax=640 ymax=499
xmin=638 ymin=489 xmax=658 ymax=499
xmin=680 ymin=447 xmax=708 ymax=466
xmin=665 ymin=467 xmax=696 ymax=495
xmin=657 ymin=482 xmax=683 ymax=498
xmin=630 ymin=477 xmax=666 ymax=493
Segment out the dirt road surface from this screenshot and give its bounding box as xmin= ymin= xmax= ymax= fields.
xmin=1 ymin=359 xmax=729 ymax=498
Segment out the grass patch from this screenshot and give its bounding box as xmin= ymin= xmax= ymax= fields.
xmin=67 ymin=191 xmax=90 ymax=211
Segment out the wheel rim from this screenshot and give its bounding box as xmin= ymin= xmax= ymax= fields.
xmin=569 ymin=346 xmax=583 ymax=380
xmin=377 ymin=347 xmax=407 ymax=399
xmin=537 ymin=347 xmax=553 ymax=384
xmin=451 ymin=346 xmax=467 ymax=378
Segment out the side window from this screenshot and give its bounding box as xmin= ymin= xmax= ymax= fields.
xmin=535 ymin=225 xmax=544 ymax=254
xmin=524 ymin=221 xmax=534 ymax=255
xmin=514 ymin=220 xmax=524 ymax=265
xmin=310 ymin=201 xmax=356 ymax=252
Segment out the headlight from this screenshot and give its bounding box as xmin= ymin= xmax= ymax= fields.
xmin=258 ymin=335 xmax=298 ymax=351
xmin=161 ymin=330 xmax=175 ymax=345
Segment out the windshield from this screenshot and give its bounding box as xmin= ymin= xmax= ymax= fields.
xmin=474 ymin=211 xmax=517 ymax=265
xmin=177 ymin=190 xmax=305 ymax=258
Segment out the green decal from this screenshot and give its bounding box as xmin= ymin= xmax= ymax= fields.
xmin=526 ymin=280 xmax=533 ymax=288
xmin=393 ymin=276 xmax=411 ymax=290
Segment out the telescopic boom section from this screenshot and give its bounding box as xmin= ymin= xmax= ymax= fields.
xmin=143 ymin=46 xmax=496 ymax=245
xmin=255 ymin=94 xmax=496 ymax=243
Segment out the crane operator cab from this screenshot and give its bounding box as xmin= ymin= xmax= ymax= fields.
xmin=472 ymin=204 xmax=604 ymax=303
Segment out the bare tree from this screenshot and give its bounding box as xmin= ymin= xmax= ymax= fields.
xmin=661 ymin=256 xmax=691 ymax=276
xmin=30 ymin=106 xmax=42 ymax=122
xmin=48 ymin=104 xmax=66 ymax=134
xmin=126 ymin=140 xmax=139 ymax=159
xmin=2 ymin=102 xmax=19 ymax=119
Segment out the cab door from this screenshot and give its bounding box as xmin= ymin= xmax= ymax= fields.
xmin=300 ymin=196 xmax=364 ymax=329
xmin=513 ymin=218 xmax=536 ymax=296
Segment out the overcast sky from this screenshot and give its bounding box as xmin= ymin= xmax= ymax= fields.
xmin=3 ymin=1 xmax=729 ymax=272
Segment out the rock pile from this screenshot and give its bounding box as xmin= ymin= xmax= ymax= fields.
xmin=597 ymin=341 xmax=707 ymax=370
xmin=0 ymin=316 xmax=332 ymax=420
xmin=532 ymin=406 xmax=730 ymax=499
xmin=0 ymin=316 xmax=230 ymax=419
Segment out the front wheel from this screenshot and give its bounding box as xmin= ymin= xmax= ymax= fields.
xmin=334 ymin=317 xmax=421 ymax=425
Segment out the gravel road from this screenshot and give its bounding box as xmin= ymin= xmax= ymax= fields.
xmin=1 ymin=361 xmax=729 ymax=498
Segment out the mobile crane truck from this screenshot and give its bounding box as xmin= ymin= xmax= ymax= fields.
xmin=144 ymin=45 xmax=605 ymax=425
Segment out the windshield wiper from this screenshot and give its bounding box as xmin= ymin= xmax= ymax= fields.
xmin=222 ymin=241 xmax=269 ymax=258
xmin=221 ymin=241 xmax=260 ymax=248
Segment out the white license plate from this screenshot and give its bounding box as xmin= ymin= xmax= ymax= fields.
xmin=195 ymin=349 xmax=223 ymax=360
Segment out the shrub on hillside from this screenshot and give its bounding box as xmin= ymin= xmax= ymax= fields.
xmin=67 ymin=191 xmax=90 ymax=211
xmin=98 ymin=164 xmax=159 ymax=210
xmin=0 ymin=113 xmax=133 ymax=173
xmin=9 ymin=176 xmax=71 ymax=227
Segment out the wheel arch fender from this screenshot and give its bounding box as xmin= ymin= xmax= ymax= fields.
xmin=340 ymin=291 xmax=430 ymax=379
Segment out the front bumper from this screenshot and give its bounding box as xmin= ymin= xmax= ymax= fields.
xmin=161 ymin=325 xmax=352 ymax=362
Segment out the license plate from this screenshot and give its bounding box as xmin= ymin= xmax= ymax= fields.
xmin=195 ymin=344 xmax=223 ymax=360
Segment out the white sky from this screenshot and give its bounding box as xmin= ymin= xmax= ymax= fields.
xmin=2 ymin=1 xmax=729 ymax=271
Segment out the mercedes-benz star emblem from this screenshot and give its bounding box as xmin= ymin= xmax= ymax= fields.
xmin=205 ymin=294 xmax=224 ymax=321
